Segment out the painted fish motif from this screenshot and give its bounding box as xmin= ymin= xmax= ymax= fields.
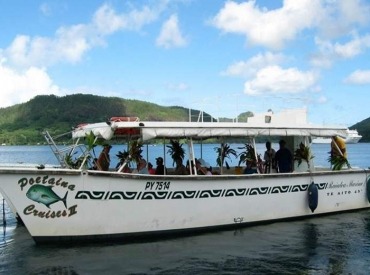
xmin=26 ymin=184 xmax=68 ymax=209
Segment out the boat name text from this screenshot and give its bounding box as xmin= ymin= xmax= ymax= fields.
xmin=23 ymin=204 xmax=78 ymax=218
xmin=326 ymin=180 xmax=363 ymax=189
xmin=18 ymin=176 xmax=75 ymax=191
xmin=145 ymin=181 xmax=171 ymax=190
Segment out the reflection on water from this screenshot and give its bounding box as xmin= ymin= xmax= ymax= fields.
xmin=1 ymin=203 xmax=370 ymax=274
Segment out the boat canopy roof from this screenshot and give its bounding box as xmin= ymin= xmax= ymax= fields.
xmin=72 ymin=121 xmax=348 ymax=141
xmin=71 ymin=109 xmax=347 ymax=141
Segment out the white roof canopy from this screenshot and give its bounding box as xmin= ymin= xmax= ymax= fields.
xmin=72 ymin=121 xmax=348 ymax=141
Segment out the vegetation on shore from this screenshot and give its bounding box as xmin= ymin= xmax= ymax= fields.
xmin=0 ymin=94 xmax=368 ymax=145
xmin=0 ymin=94 xmax=215 ymax=145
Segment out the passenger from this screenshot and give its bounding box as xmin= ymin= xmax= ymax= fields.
xmin=121 ymin=164 xmax=132 ymax=173
xmin=91 ymin=158 xmax=98 ymax=170
xmin=275 ymin=140 xmax=293 ymax=173
xmin=186 ymin=159 xmax=196 ymax=175
xmin=174 ymin=158 xmax=188 ymax=175
xmin=331 ymin=136 xmax=347 ymax=158
xmin=155 ymin=157 xmax=167 ymax=175
xmin=196 ymin=159 xmax=212 ymax=175
xmin=244 ymin=160 xmax=258 ymax=174
xmin=97 ymin=144 xmax=111 ymax=171
xmin=147 ymin=162 xmax=156 ymax=174
xmin=264 ymin=141 xmax=276 ymax=173
xmin=136 ymin=158 xmax=149 ymax=174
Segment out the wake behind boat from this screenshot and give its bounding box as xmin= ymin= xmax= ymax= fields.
xmin=0 ymin=109 xmax=369 ymax=244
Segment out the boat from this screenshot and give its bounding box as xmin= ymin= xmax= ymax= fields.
xmin=345 ymin=129 xmax=362 ymax=143
xmin=0 ymin=108 xmax=369 ymax=244
xmin=312 ymin=129 xmax=362 ymax=144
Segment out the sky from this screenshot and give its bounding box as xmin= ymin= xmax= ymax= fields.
xmin=1 ymin=0 xmax=370 ymax=126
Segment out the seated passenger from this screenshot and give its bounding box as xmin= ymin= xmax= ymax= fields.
xmin=155 ymin=157 xmax=167 ymax=175
xmin=121 ymin=164 xmax=132 ymax=173
xmin=244 ymin=160 xmax=257 ymax=174
xmin=174 ymin=158 xmax=188 ymax=175
xmin=136 ymin=158 xmax=149 ymax=174
xmin=196 ymin=159 xmax=212 ymax=175
xmin=147 ymin=162 xmax=156 ymax=174
xmin=97 ymin=145 xmax=111 ymax=171
xmin=186 ymin=159 xmax=196 ymax=175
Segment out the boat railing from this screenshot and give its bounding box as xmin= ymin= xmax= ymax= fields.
xmin=43 ymin=130 xmax=93 ymax=169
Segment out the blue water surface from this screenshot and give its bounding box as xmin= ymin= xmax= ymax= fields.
xmin=1 ymin=144 xmax=370 ymax=274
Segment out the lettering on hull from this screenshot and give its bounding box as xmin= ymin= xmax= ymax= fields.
xmin=17 ymin=176 xmax=78 ymax=219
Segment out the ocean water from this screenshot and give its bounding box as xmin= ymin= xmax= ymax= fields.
xmin=1 ymin=144 xmax=370 ymax=274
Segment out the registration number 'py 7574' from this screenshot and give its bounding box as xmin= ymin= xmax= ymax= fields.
xmin=145 ymin=181 xmax=170 ymax=190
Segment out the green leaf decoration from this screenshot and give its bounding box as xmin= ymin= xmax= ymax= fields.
xmin=237 ymin=143 xmax=257 ymax=167
xmin=214 ymin=143 xmax=237 ymax=167
xmin=328 ymin=154 xmax=351 ymax=170
xmin=294 ymin=142 xmax=314 ymax=168
xmin=166 ymin=139 xmax=186 ymax=166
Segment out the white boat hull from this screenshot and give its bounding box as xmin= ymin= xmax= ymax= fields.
xmin=1 ymin=167 xmax=369 ymax=243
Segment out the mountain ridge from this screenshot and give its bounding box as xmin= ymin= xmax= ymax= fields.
xmin=0 ymin=94 xmax=368 ymax=144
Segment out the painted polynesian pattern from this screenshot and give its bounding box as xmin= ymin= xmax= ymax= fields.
xmin=75 ymin=183 xmax=327 ymax=200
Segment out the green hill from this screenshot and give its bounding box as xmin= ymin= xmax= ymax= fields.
xmin=0 ymin=94 xmax=215 ymax=145
xmin=351 ymin=118 xmax=370 ymax=142
xmin=0 ymin=94 xmax=368 ymax=144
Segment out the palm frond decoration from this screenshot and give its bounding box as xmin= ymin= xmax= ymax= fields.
xmin=328 ymin=154 xmax=351 ymax=170
xmin=116 ymin=150 xmax=130 ymax=168
xmin=129 ymin=140 xmax=143 ymax=164
xmin=64 ymin=131 xmax=99 ymax=169
xmin=166 ymin=139 xmax=185 ymax=166
xmin=214 ymin=143 xmax=237 ymax=168
xmin=294 ymin=142 xmax=314 ymax=169
xmin=237 ymin=143 xmax=257 ymax=166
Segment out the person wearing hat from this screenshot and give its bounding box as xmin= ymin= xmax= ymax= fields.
xmin=155 ymin=157 xmax=166 ymax=175
xmin=196 ymin=158 xmax=212 ymax=175
xmin=97 ymin=144 xmax=112 ymax=171
xmin=275 ymin=139 xmax=292 ymax=173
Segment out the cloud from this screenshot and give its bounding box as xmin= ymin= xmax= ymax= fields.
xmin=210 ymin=0 xmax=319 ymax=49
xmin=244 ymin=65 xmax=317 ymax=95
xmin=211 ymin=0 xmax=370 ymax=50
xmin=93 ymin=3 xmax=160 ymax=34
xmin=317 ymin=0 xmax=370 ymax=39
xmin=344 ymin=70 xmax=370 ymax=84
xmin=0 ymin=2 xmax=168 ymax=108
xmin=311 ymin=34 xmax=370 ymax=67
xmin=156 ymin=14 xmax=187 ymax=49
xmin=3 ymin=3 xmax=165 ymax=69
xmin=0 ymin=63 xmax=61 ymax=108
xmin=4 ymin=25 xmax=92 ymax=69
xmin=222 ymin=52 xmax=285 ymax=77
xmin=333 ymin=34 xmax=370 ymax=58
